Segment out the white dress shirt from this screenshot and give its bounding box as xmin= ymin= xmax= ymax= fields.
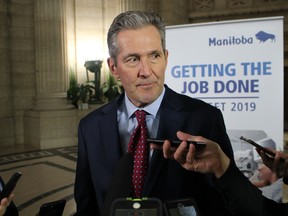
xmin=117 ymin=88 xmax=165 ymax=154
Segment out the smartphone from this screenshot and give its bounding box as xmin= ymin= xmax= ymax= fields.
xmin=147 ymin=138 xmax=206 ymax=149
xmin=164 ymin=198 xmax=201 ymax=216
xmin=0 ymin=172 xmax=22 ymax=200
xmin=38 ymin=199 xmax=66 ymax=216
xmin=110 ymin=197 xmax=163 ymax=216
xmin=240 ymin=136 xmax=275 ymax=157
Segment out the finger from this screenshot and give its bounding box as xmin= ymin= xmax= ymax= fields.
xmin=274 ymin=153 xmax=282 ymax=167
xmin=186 ymin=143 xmax=196 ymax=163
xmin=150 ymin=143 xmax=162 ymax=150
xmin=177 ymin=131 xmax=207 ymax=144
xmin=189 ymin=144 xmax=200 ymax=171
xmin=176 ymin=131 xmax=191 ymax=141
xmin=7 ymin=193 xmax=14 ymax=205
xmin=0 ymin=198 xmax=8 ymax=207
xmin=259 ymin=150 xmax=274 ymax=166
xmin=273 ymin=153 xmax=288 ymax=177
xmin=279 ymin=152 xmax=288 ymax=160
xmin=163 ymin=140 xmax=174 ymax=159
xmin=174 ymin=141 xmax=188 ymax=163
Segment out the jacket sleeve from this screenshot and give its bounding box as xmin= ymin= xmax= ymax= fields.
xmin=74 ymin=121 xmax=100 ymax=216
xmin=214 ymin=162 xmax=287 ymax=216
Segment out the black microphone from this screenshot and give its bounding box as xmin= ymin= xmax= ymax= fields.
xmin=101 ymin=153 xmax=133 ymax=216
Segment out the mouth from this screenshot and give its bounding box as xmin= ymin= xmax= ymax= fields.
xmin=137 ymin=81 xmax=155 ymax=88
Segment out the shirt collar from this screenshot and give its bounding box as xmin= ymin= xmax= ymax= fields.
xmin=125 ymin=88 xmax=165 ymax=118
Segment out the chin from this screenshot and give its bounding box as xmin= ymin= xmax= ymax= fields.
xmin=140 ymin=93 xmax=160 ymax=105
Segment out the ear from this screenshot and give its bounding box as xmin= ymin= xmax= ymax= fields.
xmin=164 ymin=49 xmax=169 ymax=60
xmin=107 ymin=57 xmax=119 ymax=79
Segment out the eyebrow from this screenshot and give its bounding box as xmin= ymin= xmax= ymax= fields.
xmin=123 ymin=49 xmax=162 ymax=59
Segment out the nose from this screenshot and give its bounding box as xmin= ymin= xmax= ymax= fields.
xmin=139 ymin=59 xmax=152 ymax=77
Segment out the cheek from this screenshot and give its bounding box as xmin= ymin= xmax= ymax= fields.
xmin=118 ymin=74 xmax=137 ymax=91
xmin=154 ymin=64 xmax=167 ymax=78
xmin=116 ymin=66 xmax=134 ymax=83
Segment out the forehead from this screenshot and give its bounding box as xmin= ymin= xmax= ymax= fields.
xmin=116 ymin=25 xmax=162 ymax=51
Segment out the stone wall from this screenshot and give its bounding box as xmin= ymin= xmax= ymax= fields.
xmin=0 ymin=0 xmax=14 ymax=146
xmin=9 ymin=0 xmax=35 ymax=145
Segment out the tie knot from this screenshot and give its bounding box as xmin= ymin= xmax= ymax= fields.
xmin=135 ymin=110 xmax=146 ymax=124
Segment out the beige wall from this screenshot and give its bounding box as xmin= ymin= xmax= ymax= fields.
xmin=0 ymin=0 xmax=287 ymax=148
xmin=0 ymin=0 xmax=35 ymax=146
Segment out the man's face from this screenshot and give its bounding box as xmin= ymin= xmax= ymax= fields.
xmin=107 ymin=25 xmax=168 ymax=107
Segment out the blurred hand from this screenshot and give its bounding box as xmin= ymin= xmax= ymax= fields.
xmin=257 ymin=149 xmax=288 ymax=180
xmin=0 ymin=193 xmax=14 ymax=216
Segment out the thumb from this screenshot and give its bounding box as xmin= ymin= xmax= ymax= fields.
xmin=177 ymin=131 xmax=194 ymax=141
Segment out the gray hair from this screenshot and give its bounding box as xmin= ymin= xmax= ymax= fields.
xmin=107 ymin=10 xmax=166 ymax=64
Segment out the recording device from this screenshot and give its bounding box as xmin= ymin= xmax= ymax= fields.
xmin=110 ymin=197 xmax=163 ymax=216
xmin=147 ymin=138 xmax=206 ymax=149
xmin=164 ymin=198 xmax=201 ymax=216
xmin=38 ymin=199 xmax=66 ymax=216
xmin=240 ymin=136 xmax=275 ymax=157
xmin=0 ymin=172 xmax=22 ymax=200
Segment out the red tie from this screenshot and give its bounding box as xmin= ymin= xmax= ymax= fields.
xmin=127 ymin=110 xmax=148 ymax=198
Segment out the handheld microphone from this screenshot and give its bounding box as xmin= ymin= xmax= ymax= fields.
xmin=101 ymin=153 xmax=133 ymax=216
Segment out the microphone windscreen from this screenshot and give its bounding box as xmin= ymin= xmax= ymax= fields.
xmin=101 ymin=153 xmax=133 ymax=216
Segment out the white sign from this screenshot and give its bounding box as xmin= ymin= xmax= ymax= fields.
xmin=165 ymin=17 xmax=284 ymax=176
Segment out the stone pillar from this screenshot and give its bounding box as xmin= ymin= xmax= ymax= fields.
xmin=0 ymin=0 xmax=15 ymax=146
xmin=117 ymin=0 xmax=146 ymax=12
xmin=24 ymin=0 xmax=77 ymax=149
xmin=33 ymin=0 xmax=73 ymax=110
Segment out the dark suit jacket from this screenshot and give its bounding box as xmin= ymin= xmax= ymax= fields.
xmin=74 ymin=85 xmax=235 ymax=216
xmin=215 ymin=162 xmax=288 ymax=216
xmin=0 ymin=176 xmax=19 ymax=216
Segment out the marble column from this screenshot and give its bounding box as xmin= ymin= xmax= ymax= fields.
xmin=0 ymin=0 xmax=15 ymax=146
xmin=117 ymin=0 xmax=146 ymax=12
xmin=24 ymin=0 xmax=77 ymax=149
xmin=33 ymin=0 xmax=73 ymax=110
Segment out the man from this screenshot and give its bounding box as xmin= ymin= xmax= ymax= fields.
xmin=74 ymin=10 xmax=234 ymax=216
xmin=157 ymin=131 xmax=288 ymax=216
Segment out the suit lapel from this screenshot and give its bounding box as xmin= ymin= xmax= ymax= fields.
xmin=100 ymin=98 xmax=124 ymax=163
xmin=143 ymin=86 xmax=187 ymax=196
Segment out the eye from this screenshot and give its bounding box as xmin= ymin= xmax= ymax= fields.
xmin=125 ymin=56 xmax=139 ymax=67
xmin=150 ymin=53 xmax=161 ymax=63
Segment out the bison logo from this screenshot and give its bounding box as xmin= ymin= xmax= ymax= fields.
xmin=255 ymin=31 xmax=276 ymax=43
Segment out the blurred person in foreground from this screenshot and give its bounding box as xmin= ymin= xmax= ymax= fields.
xmin=74 ymin=10 xmax=235 ymax=216
xmin=152 ymin=131 xmax=288 ymax=216
xmin=0 ymin=176 xmax=18 ymax=216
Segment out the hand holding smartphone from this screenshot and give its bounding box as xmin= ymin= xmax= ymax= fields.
xmin=147 ymin=138 xmax=206 ymax=149
xmin=240 ymin=136 xmax=275 ymax=157
xmin=0 ymin=172 xmax=22 ymax=200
